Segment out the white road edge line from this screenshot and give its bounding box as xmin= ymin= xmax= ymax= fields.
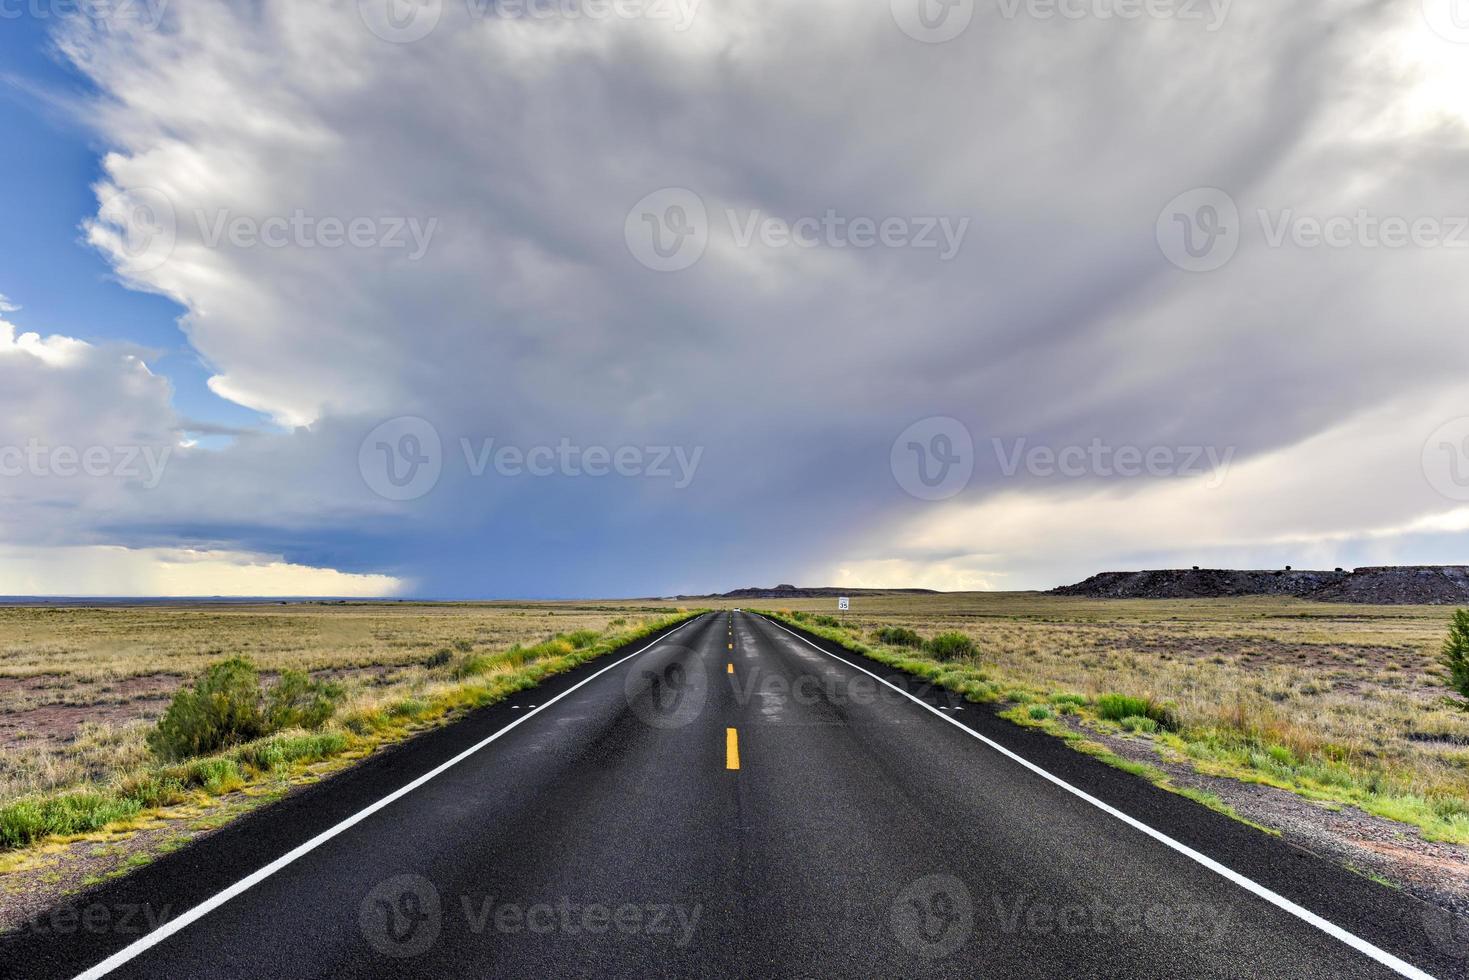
xmin=70 ymin=615 xmax=704 ymax=980
xmin=759 ymin=615 xmax=1437 ymax=980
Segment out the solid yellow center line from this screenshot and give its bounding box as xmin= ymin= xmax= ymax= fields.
xmin=726 ymin=728 xmax=740 ymax=770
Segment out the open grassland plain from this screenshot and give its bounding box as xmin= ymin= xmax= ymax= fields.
xmin=738 ymin=592 xmax=1469 ymax=913
xmin=0 ymin=602 xmax=695 ymax=929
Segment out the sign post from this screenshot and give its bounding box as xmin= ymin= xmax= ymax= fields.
xmin=838 ymin=596 xmax=849 ymax=624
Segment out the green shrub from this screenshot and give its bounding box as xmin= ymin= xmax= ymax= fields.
xmin=811 ymin=615 xmax=842 ymax=628
xmin=1441 ymin=609 xmax=1469 ymax=705
xmin=926 ymin=632 xmax=977 ymax=661
xmin=875 ymin=626 xmax=923 ymax=648
xmin=148 ymin=659 xmax=342 ymax=761
xmin=1120 ymin=715 xmax=1159 ymax=734
xmin=147 ymin=658 xmax=268 ymax=761
xmin=1050 ymin=693 xmax=1088 ymax=706
xmin=423 ymin=648 xmax=454 ymax=669
xmin=1028 ymin=706 xmax=1051 ymax=720
xmin=265 ymin=670 xmax=342 ymax=731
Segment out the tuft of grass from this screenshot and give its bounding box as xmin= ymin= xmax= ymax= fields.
xmin=0 ymin=792 xmax=144 ymax=850
xmin=1097 ymin=694 xmax=1177 ymax=731
xmin=565 ymin=629 xmax=601 ymax=650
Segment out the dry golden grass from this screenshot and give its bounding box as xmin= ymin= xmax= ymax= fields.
xmin=0 ymin=602 xmax=671 ymax=802
xmin=755 ymin=593 xmax=1469 ymax=841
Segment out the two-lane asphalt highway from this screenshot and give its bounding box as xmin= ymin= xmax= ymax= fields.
xmin=4 ymin=612 xmax=1461 ymax=979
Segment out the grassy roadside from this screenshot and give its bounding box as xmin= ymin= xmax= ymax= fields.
xmin=758 ymin=609 xmax=1469 ymax=844
xmin=0 ymin=609 xmax=702 ymax=858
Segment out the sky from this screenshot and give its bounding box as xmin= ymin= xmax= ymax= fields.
xmin=1 ymin=0 xmax=1468 ymax=598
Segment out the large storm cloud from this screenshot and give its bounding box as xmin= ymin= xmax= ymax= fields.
xmin=7 ymin=0 xmax=1467 ymax=594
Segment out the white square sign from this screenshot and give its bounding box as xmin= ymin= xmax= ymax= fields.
xmin=837 ymin=597 xmax=850 ymax=611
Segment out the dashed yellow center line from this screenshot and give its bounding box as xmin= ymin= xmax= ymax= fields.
xmin=726 ymin=728 xmax=740 ymax=770
xmin=728 ymin=642 xmax=733 ymax=650
xmin=727 ymin=662 xmax=734 ymax=674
